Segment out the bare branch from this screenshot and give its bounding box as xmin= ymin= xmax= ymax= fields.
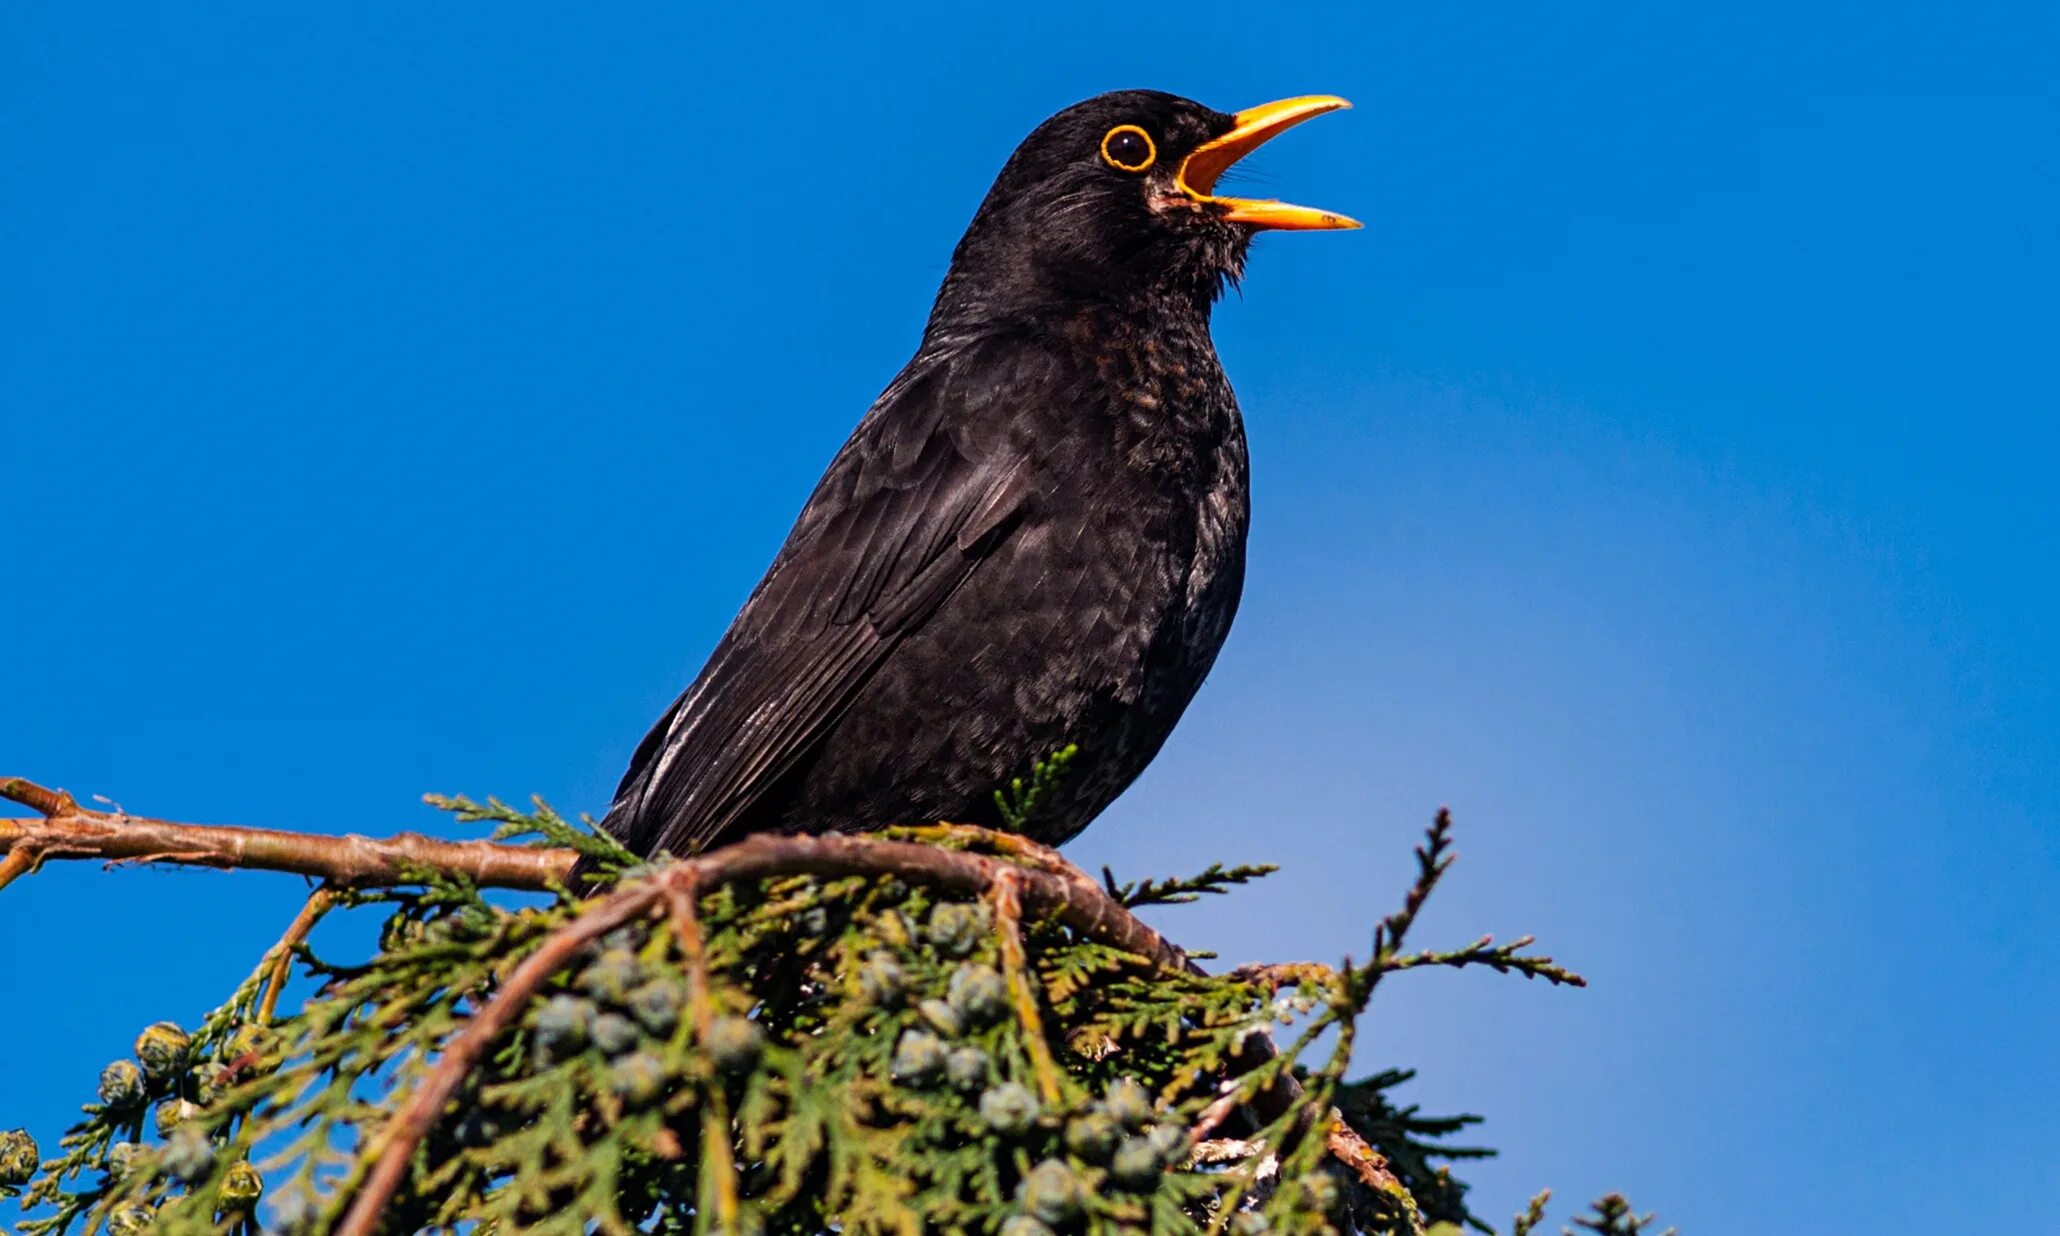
xmin=0 ymin=777 xmax=573 ymax=890
xmin=257 ymin=888 xmax=341 ymax=1024
xmin=0 ymin=848 xmax=34 ymax=894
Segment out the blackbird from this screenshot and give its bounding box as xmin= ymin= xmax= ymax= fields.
xmin=601 ymin=90 xmax=1356 ymax=861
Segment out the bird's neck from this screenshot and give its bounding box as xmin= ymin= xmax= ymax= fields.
xmin=922 ymin=264 xmax=1221 ymax=347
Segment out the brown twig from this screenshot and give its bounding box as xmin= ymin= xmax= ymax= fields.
xmin=664 ymin=879 xmax=714 ymax=1038
xmin=991 ymin=868 xmax=1063 ymax=1104
xmin=1328 ymin=1116 xmax=1417 ymax=1209
xmin=258 ymin=888 xmax=341 ymax=1025
xmin=1223 ymin=961 xmax=1341 ymax=993
xmin=1190 ymin=1081 xmax=1247 ymax=1145
xmin=0 ymin=777 xmax=77 ymax=817
xmin=332 ymin=880 xmax=662 ymax=1236
xmin=0 ymin=848 xmax=34 ymax=894
xmin=664 ymin=878 xmax=739 ymax=1231
xmin=0 ymin=777 xmax=572 ymax=890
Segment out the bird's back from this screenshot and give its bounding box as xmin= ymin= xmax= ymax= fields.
xmin=603 ymin=309 xmax=1247 ymax=856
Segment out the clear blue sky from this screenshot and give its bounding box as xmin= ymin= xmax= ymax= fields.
xmin=5 ymin=4 xmax=2056 ymax=1229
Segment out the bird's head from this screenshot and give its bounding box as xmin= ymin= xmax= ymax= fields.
xmin=932 ymin=90 xmax=1357 ymax=327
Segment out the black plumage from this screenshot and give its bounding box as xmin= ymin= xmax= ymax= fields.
xmin=601 ymin=89 xmax=1355 ymax=860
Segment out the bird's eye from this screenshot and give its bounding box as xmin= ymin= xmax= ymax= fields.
xmin=1100 ymin=125 xmax=1156 ymax=173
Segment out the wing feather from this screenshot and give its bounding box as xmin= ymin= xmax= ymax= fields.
xmin=601 ymin=340 xmax=1054 ymax=858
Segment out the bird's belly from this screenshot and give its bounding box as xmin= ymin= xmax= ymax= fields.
xmin=770 ymin=505 xmax=1244 ymax=843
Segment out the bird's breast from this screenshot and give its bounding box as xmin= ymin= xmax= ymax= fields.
xmin=1019 ymin=317 xmax=1251 ymax=704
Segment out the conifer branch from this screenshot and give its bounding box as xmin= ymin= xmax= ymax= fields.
xmin=6 ymin=776 xmax=1439 ymax=1226
xmin=1570 ymin=1193 xmax=1674 ymax=1236
xmin=0 ymin=778 xmax=572 ymax=890
xmin=0 ymin=773 xmax=1223 ymax=984
xmin=335 ymin=833 xmax=1414 ymax=1231
xmin=1104 ymin=861 xmax=1278 ymax=908
xmin=1513 ymin=1189 xmax=1552 ymax=1236
xmin=256 ymin=889 xmax=340 ymax=1025
xmin=331 ymin=876 xmax=657 ymax=1236
xmin=1382 ymin=935 xmax=1585 ymax=987
xmin=991 ymin=868 xmax=1064 ymax=1104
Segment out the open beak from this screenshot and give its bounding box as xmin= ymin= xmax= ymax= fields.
xmin=1177 ymin=95 xmax=1360 ymax=231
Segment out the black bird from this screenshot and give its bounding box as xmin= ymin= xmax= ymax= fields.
xmin=602 ymin=90 xmax=1356 ymax=860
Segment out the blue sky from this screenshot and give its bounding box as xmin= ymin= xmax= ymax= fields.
xmin=5 ymin=3 xmax=2056 ymax=1229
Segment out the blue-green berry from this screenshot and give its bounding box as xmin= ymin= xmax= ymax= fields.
xmin=268 ymin=1188 xmax=320 ymax=1234
xmin=162 ymin=1128 xmax=214 ymax=1185
xmin=999 ymin=1218 xmax=1055 ymax=1236
xmin=945 ymin=1045 xmax=990 ymax=1092
xmin=533 ymin=995 xmax=594 ymax=1057
xmin=380 ymin=915 xmax=428 ymax=951
xmin=925 ymin=903 xmax=984 ymax=957
xmin=155 ymin=1098 xmax=199 ymax=1137
xmin=1229 ymin=1211 xmax=1270 ymax=1235
xmin=917 ymin=998 xmax=964 ymax=1038
xmin=1064 ymin=1107 xmax=1121 ymax=1161
xmin=591 ymin=1012 xmax=641 ymax=1057
xmin=979 ymin=1083 xmax=1040 ymax=1136
xmin=608 ymin=1052 xmax=668 ymax=1107
xmin=1147 ymin=1121 xmax=1191 ymax=1166
xmin=450 ymin=905 xmax=496 ymax=940
xmin=226 ymin=1023 xmax=274 ymax=1063
xmin=97 ymin=1061 xmax=145 ymax=1109
xmin=1017 ymin=1158 xmax=1085 ymax=1224
xmin=627 ymin=979 xmax=684 ymax=1036
xmin=947 ymin=964 xmax=1008 ymax=1026
xmin=105 ymin=1142 xmax=141 ymax=1180
xmin=133 ymin=1022 xmax=191 ymax=1080
xmin=0 ymin=1129 xmax=37 ymax=1186
xmin=220 ymin=1159 xmax=264 ymax=1207
xmin=889 ymin=1029 xmax=945 ymax=1087
xmin=858 ymin=953 xmax=906 ymax=1008
xmin=796 ymin=906 xmax=829 ymax=936
xmin=1104 ymin=1076 xmax=1154 ymax=1129
xmin=1109 ymin=1136 xmax=1161 ymax=1189
xmin=705 ymin=1016 xmax=764 ymax=1074
xmin=579 ymin=949 xmax=643 ymax=1006
xmin=452 ymin=1109 xmax=498 ymax=1148
xmin=1301 ymin=1172 xmax=1341 ymax=1214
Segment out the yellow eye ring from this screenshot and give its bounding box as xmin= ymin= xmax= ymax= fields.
xmin=1100 ymin=125 xmax=1156 ymax=173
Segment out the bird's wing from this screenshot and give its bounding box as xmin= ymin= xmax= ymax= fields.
xmin=603 ymin=339 xmax=1055 ymax=859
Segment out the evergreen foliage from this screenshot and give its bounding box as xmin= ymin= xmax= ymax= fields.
xmin=4 ymin=775 xmax=1660 ymax=1236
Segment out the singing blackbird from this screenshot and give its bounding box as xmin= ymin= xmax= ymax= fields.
xmin=601 ymin=90 xmax=1356 ymax=860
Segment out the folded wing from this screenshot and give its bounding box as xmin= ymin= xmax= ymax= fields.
xmin=602 ymin=339 xmax=1054 ymax=859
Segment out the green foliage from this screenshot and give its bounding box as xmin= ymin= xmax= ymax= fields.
xmin=1509 ymin=1191 xmax=1552 ymax=1236
xmin=1565 ymin=1194 xmax=1674 ymax=1236
xmin=993 ymin=746 xmax=1079 ymax=832
xmin=4 ymin=795 xmax=1654 ymax=1236
xmin=1333 ymin=1071 xmax=1491 ymax=1233
xmin=1102 ymin=863 xmax=1278 ymax=910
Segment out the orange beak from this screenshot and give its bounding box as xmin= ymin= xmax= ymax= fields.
xmin=1177 ymin=95 xmax=1360 ymax=231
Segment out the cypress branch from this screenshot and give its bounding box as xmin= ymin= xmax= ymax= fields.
xmin=3 ymin=779 xmax=1642 ymax=1236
